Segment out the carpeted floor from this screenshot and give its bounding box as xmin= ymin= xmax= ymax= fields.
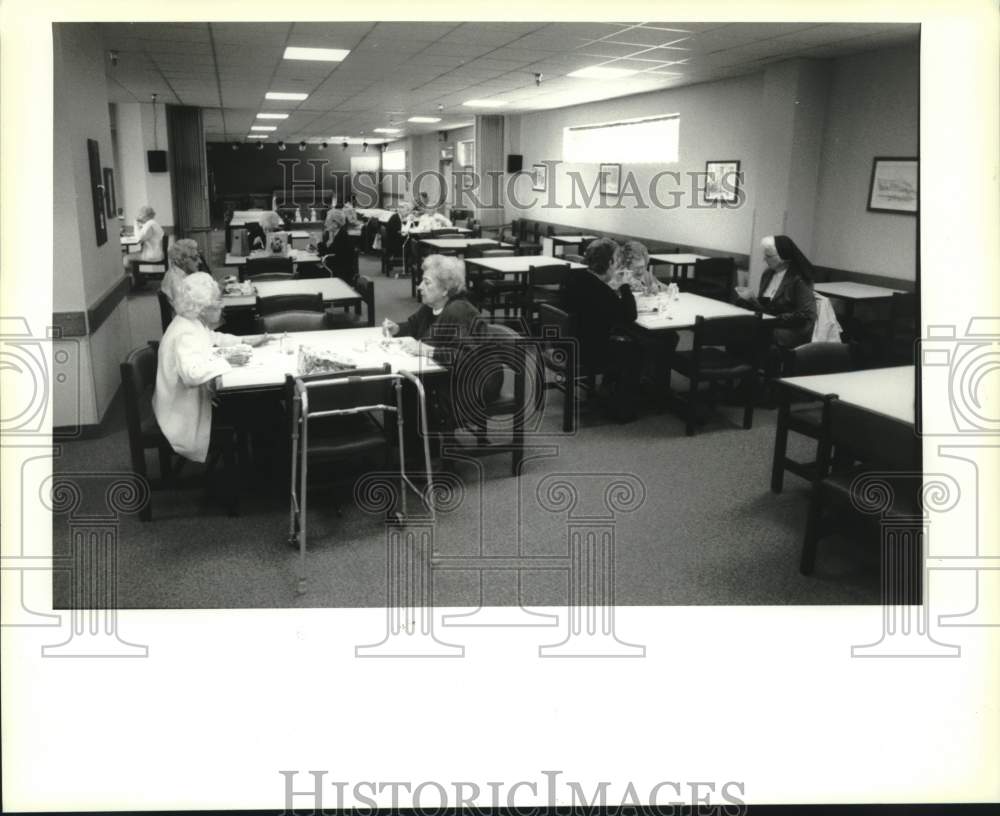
xmin=53 ymin=247 xmax=881 ymax=609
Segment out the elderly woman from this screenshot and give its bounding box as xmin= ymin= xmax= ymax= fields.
xmin=611 ymin=240 xmax=665 ymax=295
xmin=383 ymin=255 xmax=501 ymax=433
xmin=153 ymin=273 xmax=268 ymax=462
xmin=247 ymin=210 xmax=287 ymax=253
xmin=734 ymin=234 xmax=817 ymax=348
xmin=160 ymin=239 xmax=201 ymax=304
xmin=124 ymin=205 xmax=165 ymax=284
xmin=319 ymin=207 xmax=355 ymax=282
xmin=565 ymin=238 xmax=638 ymax=374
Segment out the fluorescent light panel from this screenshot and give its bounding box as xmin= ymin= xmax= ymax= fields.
xmin=567 ymin=66 xmax=638 ymax=79
xmin=463 ymin=99 xmax=507 ymax=107
xmin=407 ymin=116 xmax=441 ymax=123
xmin=250 ymin=125 xmax=276 ymax=131
xmin=373 ymin=127 xmax=400 ymax=134
xmin=265 ymin=91 xmax=309 ymax=101
xmin=283 ymin=46 xmax=350 ymax=62
xmin=256 ymin=113 xmax=289 ymax=120
xmin=246 ymin=134 xmax=268 ymax=139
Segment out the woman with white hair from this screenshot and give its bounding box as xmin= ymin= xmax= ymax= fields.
xmin=124 ymin=205 xmax=165 ymax=285
xmin=153 ymin=272 xmax=268 ymax=462
xmin=319 ymin=207 xmax=355 ymax=282
xmin=160 ymin=238 xmax=201 ymax=304
xmin=611 ymin=240 xmax=665 ymax=296
xmin=383 ymin=254 xmax=501 ymax=434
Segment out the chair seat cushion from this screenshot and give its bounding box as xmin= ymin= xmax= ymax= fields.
xmin=673 ymin=348 xmax=752 ymax=378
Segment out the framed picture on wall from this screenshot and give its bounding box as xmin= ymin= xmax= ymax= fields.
xmin=599 ymin=163 xmax=621 ymax=200
xmin=102 ymin=167 xmax=116 ymax=220
xmin=704 ymin=160 xmax=742 ymax=204
xmin=531 ymin=163 xmax=547 ymax=192
xmin=867 ymin=157 xmax=918 ymax=214
xmin=87 ymin=139 xmax=107 ymax=246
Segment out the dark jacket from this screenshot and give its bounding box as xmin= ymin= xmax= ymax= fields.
xmin=396 ymin=294 xmax=502 ymax=427
xmin=384 ymin=213 xmax=404 ymax=256
xmin=320 ymin=227 xmax=355 ymax=282
xmin=564 ymin=271 xmax=637 ymax=372
xmin=755 ymin=269 xmax=817 ymax=347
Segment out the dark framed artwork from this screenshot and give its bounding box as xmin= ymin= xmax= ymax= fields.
xmin=87 ymin=139 xmax=107 ymax=245
xmin=867 ymin=157 xmax=918 ymax=214
xmin=599 ymin=163 xmax=621 ymax=200
xmin=531 ymin=163 xmax=547 ymax=192
xmin=704 ymin=160 xmax=741 ymax=204
xmin=102 ymin=167 xmax=116 ymax=220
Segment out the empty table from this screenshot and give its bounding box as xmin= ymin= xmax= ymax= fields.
xmin=813 ymin=281 xmax=907 ymax=321
xmin=777 ymin=365 xmax=914 ymax=424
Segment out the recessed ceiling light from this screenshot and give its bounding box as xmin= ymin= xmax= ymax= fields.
xmin=463 ymin=99 xmax=507 ymax=108
xmin=283 ymin=46 xmax=350 ymax=62
xmin=373 ymin=127 xmax=401 ymax=134
xmin=251 ymin=125 xmax=276 ymax=131
xmin=265 ymin=91 xmax=309 ymax=101
xmin=246 ymin=134 xmax=269 ymax=139
xmin=256 ymin=113 xmax=289 ymax=120
xmin=408 ymin=116 xmax=441 ymax=123
xmin=567 ymin=66 xmax=638 ymax=79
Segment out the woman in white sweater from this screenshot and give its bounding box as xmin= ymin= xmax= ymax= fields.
xmin=153 ymin=273 xmax=267 ymax=462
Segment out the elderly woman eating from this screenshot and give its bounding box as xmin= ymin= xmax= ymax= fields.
xmin=153 ymin=273 xmax=268 ymax=463
xmin=382 ymin=254 xmax=501 ymax=434
xmin=160 ymin=238 xmax=202 ymax=304
xmin=611 ymin=240 xmax=665 ymax=295
xmin=319 ymin=207 xmax=355 ymax=282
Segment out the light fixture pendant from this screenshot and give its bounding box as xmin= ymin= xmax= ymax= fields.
xmin=277 ymin=141 xmax=286 ymax=151
xmin=298 ymin=141 xmax=307 ymax=151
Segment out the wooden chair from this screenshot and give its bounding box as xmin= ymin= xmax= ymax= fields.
xmin=521 ymin=263 xmax=572 ymax=327
xmin=688 ymin=257 xmax=736 ymax=302
xmin=157 ymin=291 xmax=175 ymax=333
xmin=771 ymin=342 xmax=856 ymax=493
xmin=669 ymin=313 xmax=763 ymax=435
xmin=326 ymin=275 xmax=376 ymax=329
xmin=443 ymin=322 xmax=533 ymax=476
xmin=241 ymin=256 xmax=293 ymax=281
xmin=120 ymin=343 xmax=173 ymax=521
xmin=256 ymin=310 xmax=331 ymax=333
xmin=801 ymin=398 xmax=921 ymax=596
xmin=256 ymin=293 xmax=323 ymax=317
xmin=537 ymin=303 xmax=591 ymax=432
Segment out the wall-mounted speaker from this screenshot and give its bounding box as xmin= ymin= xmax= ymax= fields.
xmin=147 ymin=150 xmax=168 ymax=173
xmin=506 ymin=154 xmax=523 ymax=173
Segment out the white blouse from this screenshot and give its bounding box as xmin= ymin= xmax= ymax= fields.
xmin=152 ymin=316 xmax=238 ymax=463
xmin=135 ymin=219 xmax=165 ymax=261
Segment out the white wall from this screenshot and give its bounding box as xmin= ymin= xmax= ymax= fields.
xmin=506 ymin=73 xmax=764 ymax=255
xmin=116 ymin=101 xmax=174 ymax=228
xmin=53 ymin=24 xmax=134 ymax=426
xmin=813 ymin=45 xmax=919 ymax=279
xmin=505 ymin=45 xmax=919 ymax=282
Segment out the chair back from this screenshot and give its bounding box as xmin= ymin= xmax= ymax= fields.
xmin=243 ymin=256 xmax=293 ymax=281
xmin=355 ymin=275 xmax=376 ymax=327
xmin=537 ymin=302 xmax=573 ymax=338
xmin=120 ymin=343 xmax=160 ymax=461
xmin=481 ymin=249 xmax=515 ymax=258
xmin=516 ymin=242 xmax=542 ymax=257
xmin=248 ymin=272 xmax=295 ymax=282
xmin=784 ymin=341 xmax=855 ymax=376
xmin=828 ymin=399 xmax=919 ymax=470
xmin=428 ymin=229 xmax=461 ymax=238
xmin=157 ymin=291 xmax=175 ymax=333
xmin=691 ymin=257 xmax=736 ymax=300
xmin=528 ymin=263 xmax=571 ymax=289
xmin=257 ymin=310 xmax=331 ymax=334
xmin=287 ymin=364 xmax=394 ymax=419
xmin=692 ymin=313 xmax=762 ymax=357
xmin=257 ymin=293 xmax=323 ymax=316
xmin=294 ymin=261 xmax=332 ymax=280
xmin=454 ymin=322 xmax=531 ymax=424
